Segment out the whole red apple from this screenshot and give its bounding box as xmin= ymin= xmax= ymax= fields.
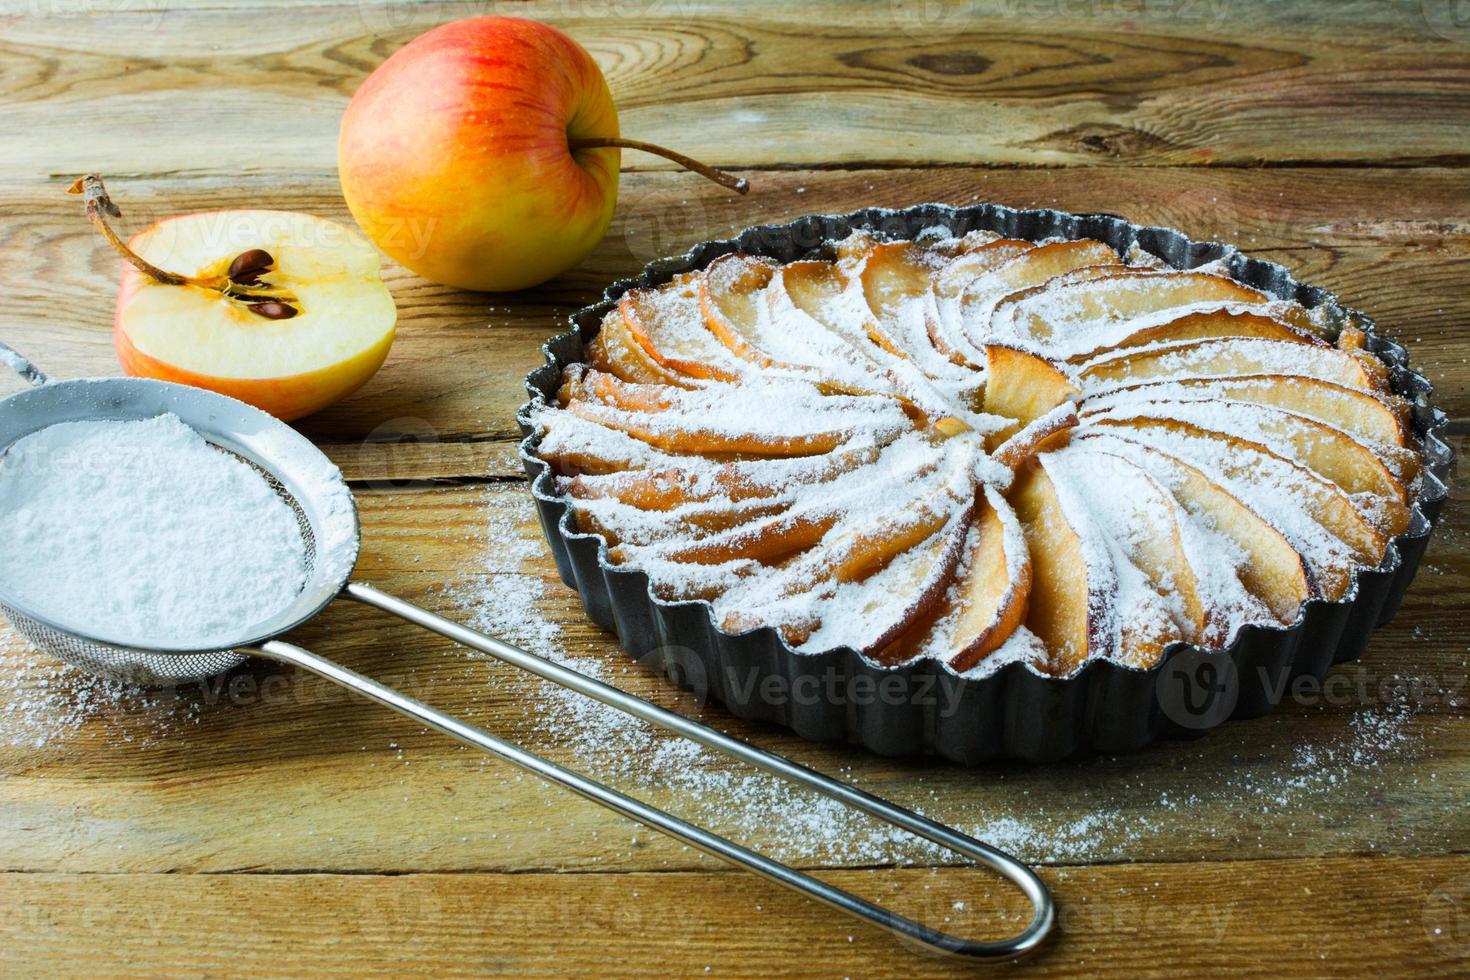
xmin=339 ymin=17 xmax=620 ymax=292
xmin=339 ymin=16 xmax=745 ymax=293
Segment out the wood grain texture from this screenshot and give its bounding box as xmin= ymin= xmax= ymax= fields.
xmin=0 ymin=482 xmax=1464 ymax=878
xmin=2 ymin=0 xmax=1468 ymax=974
xmin=4 ymin=857 xmax=1470 ymax=977
xmin=3 ymin=1 xmax=1470 ymax=179
xmin=2 ymin=164 xmax=1467 ymax=470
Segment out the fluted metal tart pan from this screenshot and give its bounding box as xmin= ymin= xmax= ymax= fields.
xmin=518 ymin=203 xmax=1452 ymax=764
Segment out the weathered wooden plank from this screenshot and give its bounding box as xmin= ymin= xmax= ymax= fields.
xmin=0 ymin=480 xmax=1463 ymax=876
xmin=3 ymin=856 xmax=1468 ymax=976
xmin=2 ymin=2 xmax=1469 ymax=179
xmin=2 ymin=165 xmax=1467 ymax=470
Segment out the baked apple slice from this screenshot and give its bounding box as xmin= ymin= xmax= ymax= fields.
xmin=695 ymin=254 xmax=903 ymax=397
xmin=991 ymin=269 xmax=1271 ymax=346
xmin=1100 ymin=376 xmax=1409 ymax=448
xmin=698 ymin=254 xmax=779 ymax=362
xmin=960 ymin=239 xmax=1119 ymax=314
xmin=854 ymin=240 xmax=978 ymax=380
xmin=927 ymin=239 xmax=1035 ymax=362
xmin=964 ymin=263 xmax=1135 ymax=350
xmin=1097 ymin=417 xmax=1385 ymax=599
xmin=561 ymin=368 xmax=913 ymax=457
xmin=720 ymin=506 xmax=971 ymax=653
xmin=1078 ymin=432 xmax=1311 ymax=621
xmin=990 ymin=403 xmax=1079 ymax=470
xmin=663 ymin=432 xmax=947 ymax=564
xmin=981 ymin=344 xmax=1082 ymax=445
xmin=1067 ymin=309 xmax=1324 ymax=363
xmin=532 ymin=408 xmax=682 ymax=475
xmin=884 ymin=487 xmax=1033 ymax=671
xmin=622 ymin=272 xmax=747 ymax=382
xmin=712 ymin=438 xmax=983 ymax=647
xmin=1078 ymin=337 xmax=1389 ymax=393
xmin=777 ymin=258 xmax=988 ymax=426
xmin=1045 ymin=444 xmax=1209 ymax=643
xmin=587 ymin=308 xmax=701 ymax=387
xmin=562 ymin=442 xmax=884 ymax=510
xmin=932 ymin=240 xmax=1035 ymax=302
xmin=577 ymin=494 xmax=795 ymax=549
xmin=1084 ymin=396 xmax=1410 ymax=505
xmin=1008 ymin=459 xmax=1100 ymax=673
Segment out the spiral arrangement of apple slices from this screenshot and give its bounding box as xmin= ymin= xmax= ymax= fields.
xmin=529 ymin=230 xmax=1421 ymax=677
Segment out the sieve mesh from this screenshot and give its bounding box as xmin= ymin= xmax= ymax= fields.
xmin=1 ymin=604 xmax=247 ymax=684
xmin=0 ymin=377 xmax=358 ymax=687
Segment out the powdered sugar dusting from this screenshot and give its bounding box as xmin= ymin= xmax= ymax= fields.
xmin=0 ymin=415 xmax=308 ymax=648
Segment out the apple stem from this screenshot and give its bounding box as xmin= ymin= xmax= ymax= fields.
xmin=71 ymin=175 xmax=204 ymax=289
xmin=70 ymin=174 xmax=299 ymax=317
xmin=567 ymin=137 xmax=750 ymax=195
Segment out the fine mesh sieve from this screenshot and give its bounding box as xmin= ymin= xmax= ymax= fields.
xmin=0 ymin=342 xmax=1054 ymax=961
xmin=0 ymin=367 xmax=359 ymax=684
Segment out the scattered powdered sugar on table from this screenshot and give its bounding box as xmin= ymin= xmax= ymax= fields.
xmin=0 ymin=415 xmax=308 ymax=648
xmin=437 ymin=488 xmax=1441 ymax=866
xmin=0 ymin=649 xmax=199 ymax=748
xmin=444 ymin=490 xmax=565 ymax=657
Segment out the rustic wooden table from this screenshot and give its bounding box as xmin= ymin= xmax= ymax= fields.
xmin=1 ymin=1 xmax=1467 ymax=975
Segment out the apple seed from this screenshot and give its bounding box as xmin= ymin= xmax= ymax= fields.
xmin=72 ymin=175 xmax=301 ymax=320
xmin=228 ymin=248 xmax=275 ymax=286
xmin=247 ymin=301 xmax=298 ymax=320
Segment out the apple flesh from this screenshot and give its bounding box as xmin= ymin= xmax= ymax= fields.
xmin=339 ymin=16 xmax=621 ymax=292
xmin=115 ymin=210 xmax=397 ymax=421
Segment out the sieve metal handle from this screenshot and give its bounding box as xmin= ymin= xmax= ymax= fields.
xmin=320 ymin=580 xmax=1054 ymax=960
xmin=0 ymin=340 xmax=49 ymax=387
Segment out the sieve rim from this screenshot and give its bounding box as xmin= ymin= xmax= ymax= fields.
xmin=0 ymin=376 xmax=361 ymax=655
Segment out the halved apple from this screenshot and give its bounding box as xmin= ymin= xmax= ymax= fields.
xmin=115 ymin=209 xmax=397 ymax=421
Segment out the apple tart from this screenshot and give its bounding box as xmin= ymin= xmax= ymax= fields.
xmin=522 ymin=206 xmax=1449 ymax=759
xmin=528 ymin=224 xmax=1432 ymax=681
